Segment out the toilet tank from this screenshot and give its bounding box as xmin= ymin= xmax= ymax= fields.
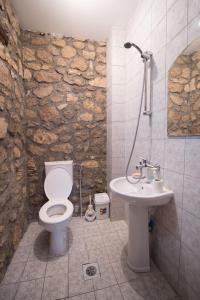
xmin=45 ymin=160 xmax=73 ymax=179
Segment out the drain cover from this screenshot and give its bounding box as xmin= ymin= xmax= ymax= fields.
xmin=86 ymin=265 xmax=97 ymax=276
xmin=82 ymin=262 xmax=100 ymax=280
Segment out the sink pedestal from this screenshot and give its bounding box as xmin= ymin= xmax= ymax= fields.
xmin=110 ymin=176 xmax=173 ymax=272
xmin=127 ymin=205 xmax=150 ymax=272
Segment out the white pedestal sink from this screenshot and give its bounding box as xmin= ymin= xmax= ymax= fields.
xmin=110 ymin=177 xmax=173 ymax=272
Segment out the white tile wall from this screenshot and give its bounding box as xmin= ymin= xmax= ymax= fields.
xmin=107 ymin=0 xmax=200 ymax=298
xmin=188 ymin=14 xmax=200 ymax=43
xmin=107 ymin=28 xmax=126 ymax=219
xmin=152 ymin=78 xmax=166 ymax=112
xmin=188 ymin=0 xmax=200 ymax=23
xmin=166 ymin=27 xmax=187 ymax=70
xmin=111 ymin=66 xmax=125 ymax=85
xmin=166 ymin=0 xmax=188 ymax=42
xmin=151 ymin=17 xmax=167 ymax=54
xmin=164 ymin=138 xmax=185 ymax=173
xmin=183 ymin=175 xmax=200 ymax=218
xmin=151 ymin=0 xmax=167 ymax=30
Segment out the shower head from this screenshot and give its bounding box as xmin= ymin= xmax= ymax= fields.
xmin=124 ymin=42 xmax=132 ymax=49
xmin=124 ymin=42 xmax=143 ymax=55
xmin=124 ymin=41 xmax=151 ymax=61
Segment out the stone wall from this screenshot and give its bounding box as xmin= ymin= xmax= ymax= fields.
xmin=0 ymin=0 xmax=28 ymax=280
xmin=21 ymin=31 xmax=107 ymax=218
xmin=168 ymin=50 xmax=200 ymax=136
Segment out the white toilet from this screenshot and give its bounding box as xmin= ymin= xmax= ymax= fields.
xmin=39 ymin=160 xmax=74 ymax=256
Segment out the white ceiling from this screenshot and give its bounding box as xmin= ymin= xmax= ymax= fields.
xmin=11 ymin=0 xmax=137 ymax=41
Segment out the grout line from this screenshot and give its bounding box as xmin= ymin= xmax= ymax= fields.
xmin=12 ymin=258 xmax=29 ymax=299
xmin=181 ymin=205 xmax=200 ymax=221
xmin=39 ymin=245 xmax=48 ymax=300
xmin=12 ymin=282 xmax=19 ymax=300
xmin=8 ymin=275 xmax=46 ymax=286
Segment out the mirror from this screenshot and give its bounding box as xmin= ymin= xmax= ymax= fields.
xmin=167 ymin=38 xmax=200 ymax=136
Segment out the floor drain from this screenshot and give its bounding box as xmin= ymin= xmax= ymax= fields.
xmin=86 ymin=265 xmax=97 ymax=276
xmin=82 ymin=262 xmax=100 ymax=280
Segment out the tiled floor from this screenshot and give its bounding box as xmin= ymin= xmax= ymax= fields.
xmin=0 ymin=218 xmax=180 ymax=300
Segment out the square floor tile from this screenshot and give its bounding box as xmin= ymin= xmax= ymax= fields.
xmin=28 ymin=230 xmax=49 ymax=259
xmin=69 ymin=292 xmax=95 ymax=300
xmin=112 ymin=261 xmax=138 ymax=284
xmin=46 ymin=255 xmax=68 ymax=277
xmin=28 ymin=234 xmax=49 ymax=261
xmin=0 ymin=283 xmax=18 ymax=300
xmin=42 ymin=273 xmax=68 ymax=300
xmin=28 ymin=247 xmax=49 ymax=262
xmin=83 ymin=225 xmax=99 ymax=238
xmin=11 ymin=245 xmax=31 ymax=264
xmin=69 ymin=217 xmax=84 ymax=228
xmin=15 ymin=278 xmax=44 ymax=300
xmin=86 ymin=235 xmax=104 ymax=250
xmin=118 ymin=229 xmax=128 ymax=243
xmin=93 ymin=264 xmax=117 ymax=290
xmin=69 ymin=248 xmax=88 ymax=260
xmin=119 ymin=280 xmax=150 ymax=300
xmin=21 ymin=260 xmax=46 ymax=281
xmin=95 ymin=285 xmax=123 ymax=300
xmin=96 ymin=219 xmax=112 ymax=225
xmin=27 ymin=222 xmax=43 ymax=235
xmin=69 ymin=239 xmax=87 ymax=252
xmin=18 ymin=233 xmax=36 ymax=247
xmin=69 ymin=271 xmax=94 ymax=297
xmin=69 ymin=250 xmax=89 ymax=273
xmin=102 ymin=232 xmax=121 ymax=247
xmin=97 ymin=220 xmax=116 ymax=234
xmin=69 ymin=261 xmax=88 ymax=274
xmin=87 ymin=247 xmax=110 ymax=265
xmin=142 ymin=269 xmax=176 ymax=300
xmin=2 ymin=262 xmax=26 ymax=284
xmin=18 ymin=227 xmax=38 ymax=247
xmin=106 ymin=244 xmax=127 ymax=263
xmin=112 ymin=220 xmax=128 ymax=231
xmin=83 ymin=220 xmax=98 ymax=227
xmin=69 ymin=227 xmax=85 ymax=241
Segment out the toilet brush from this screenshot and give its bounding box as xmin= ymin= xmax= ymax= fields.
xmin=85 ymin=194 xmax=96 ymax=222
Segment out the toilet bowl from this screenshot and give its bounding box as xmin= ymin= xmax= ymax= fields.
xmin=39 ymin=161 xmax=74 ymax=256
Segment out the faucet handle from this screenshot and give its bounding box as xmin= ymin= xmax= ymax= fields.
xmin=138 ymin=156 xmax=148 ymax=166
xmin=139 ymin=156 xmax=145 ymax=162
xmin=151 ymin=162 xmax=160 ymax=170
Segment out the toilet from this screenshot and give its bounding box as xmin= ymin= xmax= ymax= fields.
xmin=39 ymin=160 xmax=74 ymax=256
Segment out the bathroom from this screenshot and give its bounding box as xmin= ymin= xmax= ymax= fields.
xmin=0 ymin=0 xmax=200 ymax=299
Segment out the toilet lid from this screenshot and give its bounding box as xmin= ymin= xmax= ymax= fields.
xmin=44 ymin=168 xmax=73 ymax=201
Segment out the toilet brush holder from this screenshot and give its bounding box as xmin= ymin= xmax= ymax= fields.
xmin=85 ymin=195 xmax=96 ymax=222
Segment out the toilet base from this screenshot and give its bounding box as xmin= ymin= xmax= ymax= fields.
xmin=50 ymin=229 xmax=67 ymax=256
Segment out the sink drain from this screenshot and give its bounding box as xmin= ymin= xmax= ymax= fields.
xmin=82 ymin=262 xmax=100 ymax=280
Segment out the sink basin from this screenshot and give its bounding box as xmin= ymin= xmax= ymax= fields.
xmin=110 ymin=176 xmax=173 ymax=206
xmin=110 ymin=176 xmax=174 ymax=273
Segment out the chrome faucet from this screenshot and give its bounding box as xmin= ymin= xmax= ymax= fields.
xmin=132 ymin=157 xmax=160 ymax=180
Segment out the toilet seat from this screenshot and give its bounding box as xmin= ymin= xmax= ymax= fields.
xmin=39 ymin=200 xmax=73 ymax=224
xmin=44 ymin=167 xmax=73 ymax=201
